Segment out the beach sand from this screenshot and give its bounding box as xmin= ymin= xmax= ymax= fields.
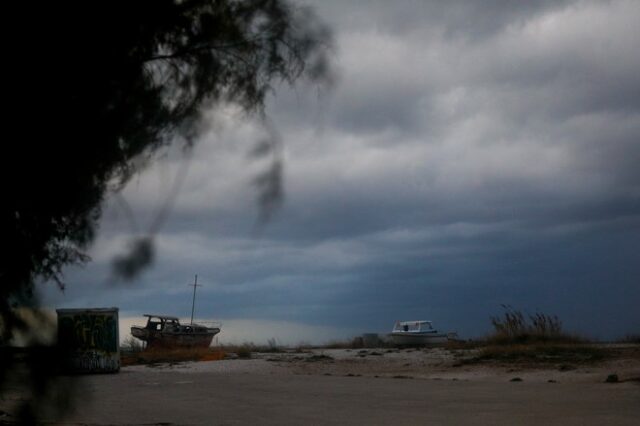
xmin=2 ymin=345 xmax=639 ymax=425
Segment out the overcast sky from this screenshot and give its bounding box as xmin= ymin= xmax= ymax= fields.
xmin=40 ymin=0 xmax=640 ymax=344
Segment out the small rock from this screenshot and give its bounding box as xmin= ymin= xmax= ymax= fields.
xmin=510 ymin=377 xmax=523 ymax=382
xmin=605 ymin=374 xmax=619 ymax=383
xmin=548 ymin=379 xmax=557 ymax=383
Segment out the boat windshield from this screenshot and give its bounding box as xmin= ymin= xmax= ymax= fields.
xmin=393 ymin=321 xmax=433 ymax=332
xmin=145 ymin=317 xmax=179 ymax=331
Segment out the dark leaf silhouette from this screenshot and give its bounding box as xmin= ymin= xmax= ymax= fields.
xmin=2 ymin=0 xmax=331 ymax=422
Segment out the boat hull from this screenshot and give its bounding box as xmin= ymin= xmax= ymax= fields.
xmin=131 ymin=326 xmax=149 ymax=340
xmin=388 ymin=332 xmax=449 ymax=346
xmin=131 ymin=326 xmax=220 ymax=349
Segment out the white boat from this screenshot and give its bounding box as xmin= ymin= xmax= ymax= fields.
xmin=389 ymin=320 xmax=457 ymax=346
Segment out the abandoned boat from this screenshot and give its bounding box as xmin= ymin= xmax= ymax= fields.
xmin=389 ymin=320 xmax=457 ymax=346
xmin=131 ymin=314 xmax=220 ymax=349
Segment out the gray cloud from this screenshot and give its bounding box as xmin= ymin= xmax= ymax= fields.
xmin=39 ymin=0 xmax=640 ymax=341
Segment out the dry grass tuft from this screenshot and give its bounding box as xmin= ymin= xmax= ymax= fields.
xmin=459 ymin=306 xmax=607 ymax=366
xmin=487 ymin=305 xmax=583 ymax=345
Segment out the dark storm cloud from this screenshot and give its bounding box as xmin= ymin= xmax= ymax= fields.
xmin=314 ymin=0 xmax=574 ymax=39
xmin=41 ymin=0 xmax=640 ymax=341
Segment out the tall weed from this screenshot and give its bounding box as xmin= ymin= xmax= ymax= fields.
xmin=488 ymin=305 xmax=580 ymax=344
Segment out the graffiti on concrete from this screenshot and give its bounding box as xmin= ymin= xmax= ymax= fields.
xmin=58 ymin=313 xmax=118 ymax=352
xmin=72 ymin=350 xmax=120 ymax=372
xmin=57 ymin=310 xmax=120 ymax=373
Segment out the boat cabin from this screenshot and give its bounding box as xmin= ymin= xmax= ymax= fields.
xmin=143 ymin=314 xmax=180 ymax=331
xmin=142 ymin=314 xmax=212 ymax=334
xmin=392 ymin=320 xmax=436 ymax=333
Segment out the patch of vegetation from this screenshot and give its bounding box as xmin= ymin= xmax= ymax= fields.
xmin=323 ymin=339 xmax=360 ymax=349
xmin=120 ymin=347 xmax=224 ymax=366
xmin=458 ymin=306 xmax=610 ymax=366
xmin=445 ymin=340 xmax=483 ymax=351
xmin=222 ymin=343 xmax=254 ymax=359
xmin=120 ymin=336 xmax=144 ymax=354
xmin=305 ymin=354 xmax=334 ymax=362
xmin=292 ymin=343 xmax=313 ymax=353
xmin=221 ymin=340 xmax=284 ymax=357
xmin=467 ymin=343 xmax=606 ymax=365
xmin=265 ymin=338 xmax=282 ymax=353
xmin=487 ymin=305 xmax=584 ymax=345
xmin=618 ymin=334 xmax=640 ymax=344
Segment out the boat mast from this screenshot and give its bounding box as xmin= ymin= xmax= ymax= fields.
xmin=189 ymin=274 xmax=200 ymax=325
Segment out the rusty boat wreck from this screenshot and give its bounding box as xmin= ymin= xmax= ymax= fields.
xmin=131 ymin=314 xmax=221 ymax=349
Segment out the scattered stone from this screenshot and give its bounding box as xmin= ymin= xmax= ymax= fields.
xmin=393 ymin=375 xmax=413 ymax=379
xmin=510 ymin=377 xmax=523 ymax=382
xmin=548 ymin=380 xmax=557 ymax=383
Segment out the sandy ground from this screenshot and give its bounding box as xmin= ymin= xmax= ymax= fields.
xmin=123 ymin=345 xmax=640 ymax=383
xmin=1 ymin=345 xmax=639 ymax=425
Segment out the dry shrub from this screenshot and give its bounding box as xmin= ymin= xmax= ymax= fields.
xmin=121 ymin=347 xmax=224 ymax=366
xmin=235 ymin=345 xmax=253 ymax=359
xmin=473 ymin=343 xmax=605 ymax=364
xmin=220 ymin=343 xmax=255 ymax=358
xmin=120 ymin=336 xmax=144 ymax=353
xmin=488 ymin=305 xmax=582 ymax=345
xmin=467 ymin=305 xmax=603 ymax=365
